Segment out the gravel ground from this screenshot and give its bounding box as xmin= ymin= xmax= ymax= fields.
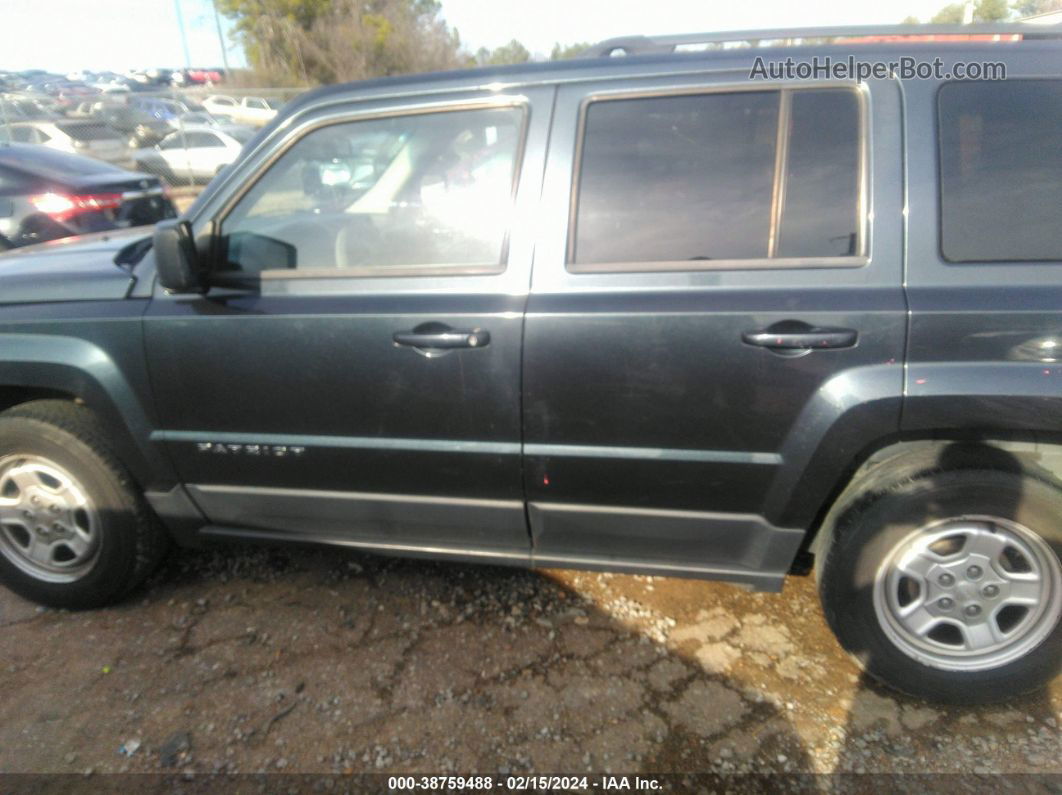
xmin=0 ymin=544 xmax=1058 ymax=785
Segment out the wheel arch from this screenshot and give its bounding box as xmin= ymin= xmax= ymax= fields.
xmin=805 ymin=434 xmax=1062 ymax=562
xmin=0 ymin=334 xmax=177 ymax=490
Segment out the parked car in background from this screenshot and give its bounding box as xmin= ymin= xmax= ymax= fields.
xmin=129 ymin=97 xmax=179 ymax=125
xmin=0 ymin=143 xmax=174 ymax=249
xmin=66 ymin=101 xmax=97 ymax=119
xmin=0 ymin=95 xmax=59 ymax=121
xmin=89 ymin=104 xmax=172 ymax=148
xmin=126 ymin=68 xmax=174 ymax=88
xmin=135 ymin=124 xmax=255 ymax=183
xmin=172 ymin=68 xmax=225 ymax=87
xmin=48 ymin=83 xmax=100 ymax=111
xmin=175 ymin=111 xmax=226 ymax=128
xmin=202 ymin=94 xmax=281 ymax=126
xmin=4 ymin=121 xmax=131 ymax=168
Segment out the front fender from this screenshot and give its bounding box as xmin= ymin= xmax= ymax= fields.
xmin=0 ymin=333 xmax=175 ymax=489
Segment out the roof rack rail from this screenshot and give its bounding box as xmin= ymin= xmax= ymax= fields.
xmin=584 ymin=23 xmax=1062 ymax=57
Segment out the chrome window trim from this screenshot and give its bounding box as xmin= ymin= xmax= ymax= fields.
xmin=565 ymin=82 xmax=870 ymax=273
xmin=213 ymin=96 xmax=531 ymax=281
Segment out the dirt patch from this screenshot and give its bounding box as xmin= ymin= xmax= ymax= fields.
xmin=0 ymin=545 xmax=1058 ymax=777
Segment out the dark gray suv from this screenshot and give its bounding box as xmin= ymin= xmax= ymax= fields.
xmin=0 ymin=24 xmax=1059 ymax=704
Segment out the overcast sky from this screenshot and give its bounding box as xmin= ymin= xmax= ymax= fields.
xmin=2 ymin=0 xmax=977 ymax=74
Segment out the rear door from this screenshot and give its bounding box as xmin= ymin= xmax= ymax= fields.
xmin=144 ymin=87 xmax=552 ymax=560
xmin=523 ymin=73 xmax=906 ymax=587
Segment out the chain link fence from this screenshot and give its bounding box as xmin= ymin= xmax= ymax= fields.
xmin=1 ymin=82 xmax=307 ymax=208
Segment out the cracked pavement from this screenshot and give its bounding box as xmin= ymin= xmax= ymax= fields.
xmin=0 ymin=545 xmax=1059 ymax=779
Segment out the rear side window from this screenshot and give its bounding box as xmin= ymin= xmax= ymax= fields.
xmin=938 ymin=80 xmax=1062 ymax=263
xmin=569 ymin=88 xmax=863 ymax=270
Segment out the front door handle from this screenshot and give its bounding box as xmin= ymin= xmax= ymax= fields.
xmin=393 ymin=326 xmax=490 ymax=350
xmin=742 ymin=323 xmax=858 ymax=351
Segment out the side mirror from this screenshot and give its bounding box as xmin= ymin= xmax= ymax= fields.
xmin=154 ymin=219 xmax=205 ymax=293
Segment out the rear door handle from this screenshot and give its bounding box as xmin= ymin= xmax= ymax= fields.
xmin=742 ymin=324 xmax=858 ymax=351
xmin=393 ymin=328 xmax=490 ymax=349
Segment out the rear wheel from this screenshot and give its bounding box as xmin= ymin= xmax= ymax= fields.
xmin=819 ymin=469 xmax=1061 ymax=703
xmin=0 ymin=401 xmax=169 ymax=608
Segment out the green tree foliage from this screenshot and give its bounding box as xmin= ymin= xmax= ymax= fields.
xmin=217 ymin=0 xmax=466 ymax=85
xmin=475 ymin=39 xmax=531 ymax=66
xmin=550 ymin=42 xmax=591 ymax=59
xmin=930 ymin=3 xmax=968 ymax=22
xmin=973 ymin=0 xmax=1012 ymax=19
xmin=1012 ymin=0 xmax=1062 ymax=15
xmin=924 ymin=0 xmax=1013 ymax=22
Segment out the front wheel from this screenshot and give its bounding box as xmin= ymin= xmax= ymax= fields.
xmin=0 ymin=401 xmax=169 ymax=608
xmin=819 ymin=469 xmax=1061 ymax=704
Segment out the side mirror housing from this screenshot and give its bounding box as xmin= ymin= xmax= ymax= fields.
xmin=154 ymin=219 xmax=205 ymax=293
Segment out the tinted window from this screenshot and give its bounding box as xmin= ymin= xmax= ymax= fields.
xmin=939 ymin=80 xmax=1062 ymax=262
xmin=571 ymin=88 xmax=862 ymax=269
xmin=777 ymin=90 xmax=861 ymax=258
xmin=221 ymin=106 xmax=524 ymax=275
xmin=574 ymin=91 xmax=778 ymax=264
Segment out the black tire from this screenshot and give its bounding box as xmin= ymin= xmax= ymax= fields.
xmin=0 ymin=401 xmax=169 ymax=608
xmin=819 ymin=469 xmax=1062 ymax=704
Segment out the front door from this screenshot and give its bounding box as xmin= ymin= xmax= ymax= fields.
xmin=144 ymin=88 xmax=552 ymax=560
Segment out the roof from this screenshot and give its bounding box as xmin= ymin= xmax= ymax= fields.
xmin=281 ymin=22 xmax=1062 ymax=113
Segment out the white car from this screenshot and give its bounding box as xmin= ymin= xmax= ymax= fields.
xmin=142 ymin=124 xmax=255 ymax=182
xmin=202 ymin=94 xmax=281 ymax=127
xmin=4 ymin=120 xmax=131 ymax=167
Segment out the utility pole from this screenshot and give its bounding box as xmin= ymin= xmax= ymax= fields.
xmin=212 ymin=0 xmax=231 ymax=72
xmin=174 ymin=0 xmax=192 ymax=68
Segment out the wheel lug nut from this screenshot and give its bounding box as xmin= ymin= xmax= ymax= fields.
xmin=30 ymin=496 xmax=41 ymax=506
xmin=966 ymin=565 xmax=983 ymax=580
xmin=964 ymin=604 xmax=982 ymax=617
xmin=938 ymin=573 xmax=955 ymax=587
xmin=938 ymin=597 xmax=954 ymax=609
xmin=982 ymin=585 xmax=999 ymax=598
xmin=49 ymin=505 xmax=60 ymax=514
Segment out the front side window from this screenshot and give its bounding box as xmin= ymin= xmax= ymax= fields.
xmin=939 ymin=80 xmax=1062 ymax=262
xmin=570 ymin=88 xmax=862 ymax=270
xmin=221 ymin=105 xmax=524 ymax=276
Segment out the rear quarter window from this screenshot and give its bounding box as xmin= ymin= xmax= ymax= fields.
xmin=938 ymin=80 xmax=1062 ymax=263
